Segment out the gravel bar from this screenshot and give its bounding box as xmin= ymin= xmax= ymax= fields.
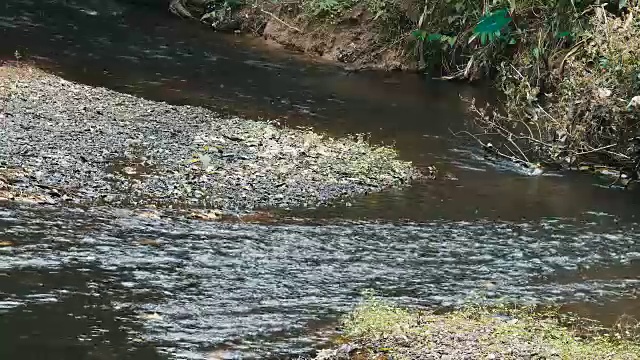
xmin=0 ymin=65 xmax=419 ymax=212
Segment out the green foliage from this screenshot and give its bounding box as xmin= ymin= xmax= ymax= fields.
xmin=470 ymin=8 xmax=513 ymax=45
xmin=301 ymin=0 xmax=399 ymax=20
xmin=340 ymin=295 xmax=640 ymax=359
xmin=411 ymin=30 xmax=457 ymax=48
xmin=342 ymin=290 xmax=417 ymax=340
xmin=200 ymin=0 xmax=244 ymax=28
xmin=406 ymin=0 xmax=600 ymax=77
xmin=365 ymin=0 xmax=392 ymax=20
xmin=304 ymin=0 xmax=347 ymax=17
xmin=409 ymin=0 xmax=519 ymax=76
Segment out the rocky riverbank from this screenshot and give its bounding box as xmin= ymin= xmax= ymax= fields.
xmin=0 ymin=64 xmax=418 ymax=212
xmin=314 ymin=296 xmax=640 ymax=360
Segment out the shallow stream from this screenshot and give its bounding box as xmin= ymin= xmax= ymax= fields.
xmin=1 ymin=1 xmax=639 ymax=359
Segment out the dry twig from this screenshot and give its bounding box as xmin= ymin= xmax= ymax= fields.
xmin=260 ymin=8 xmax=302 ymax=33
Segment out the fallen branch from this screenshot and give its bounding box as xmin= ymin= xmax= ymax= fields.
xmin=260 ymin=9 xmax=302 ymax=33
xmin=449 ymin=129 xmax=537 ymax=168
xmin=467 ymin=100 xmax=554 ymax=151
xmin=573 ymin=143 xmax=617 ymax=156
xmin=462 ymin=91 xmax=640 ymax=176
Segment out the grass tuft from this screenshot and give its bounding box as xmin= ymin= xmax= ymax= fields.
xmin=330 ymin=293 xmax=640 ymax=359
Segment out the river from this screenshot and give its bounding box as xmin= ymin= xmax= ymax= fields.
xmin=0 ymin=0 xmax=639 ymax=359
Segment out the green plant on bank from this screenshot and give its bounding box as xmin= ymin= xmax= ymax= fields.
xmin=401 ymin=0 xmax=640 ymax=176
xmin=409 ymin=0 xmax=601 ymax=77
xmin=469 ymin=4 xmax=640 ymax=177
xmin=339 ymin=292 xmax=640 ymax=359
xmin=342 ymin=290 xmax=418 ymax=340
xmin=470 ymin=8 xmax=514 ymax=45
xmin=412 ymin=5 xmax=520 ymax=76
xmin=301 ymin=0 xmax=399 ymax=20
xmin=302 ymin=0 xmax=347 ymax=18
xmin=199 ymin=0 xmax=244 ymax=27
xmin=415 ymin=6 xmax=513 ymax=48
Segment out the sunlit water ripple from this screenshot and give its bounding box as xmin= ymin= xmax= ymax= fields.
xmin=0 ymin=205 xmax=638 ymax=358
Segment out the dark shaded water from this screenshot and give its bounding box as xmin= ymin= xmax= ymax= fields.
xmin=1 ymin=0 xmax=639 ymax=359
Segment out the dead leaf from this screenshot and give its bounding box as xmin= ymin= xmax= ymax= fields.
xmin=137 ymin=239 xmax=160 ymax=246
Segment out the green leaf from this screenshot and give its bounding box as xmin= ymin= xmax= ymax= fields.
xmin=411 ymin=29 xmax=427 ymax=41
xmin=532 ymin=47 xmax=540 ymax=59
xmin=508 ymin=37 xmax=517 ymax=45
xmin=619 ymin=0 xmax=628 ymax=9
xmin=427 ymin=33 xmax=443 ymax=42
xmin=555 ymin=31 xmax=572 ymax=38
xmin=599 ymin=57 xmax=609 ymax=68
xmin=473 ymin=8 xmax=512 ymax=36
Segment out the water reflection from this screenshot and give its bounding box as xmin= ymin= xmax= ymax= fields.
xmin=0 ymin=266 xmax=165 ymax=360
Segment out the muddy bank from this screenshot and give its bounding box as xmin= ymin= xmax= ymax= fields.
xmin=173 ymin=0 xmax=417 ymax=71
xmin=0 ymin=64 xmax=418 ymax=211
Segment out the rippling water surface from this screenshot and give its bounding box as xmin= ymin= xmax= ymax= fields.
xmin=1 ymin=205 xmax=638 ymax=359
xmin=1 ymin=0 xmax=640 ymax=359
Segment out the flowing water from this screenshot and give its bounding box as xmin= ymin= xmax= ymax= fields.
xmin=1 ymin=0 xmax=639 ymax=359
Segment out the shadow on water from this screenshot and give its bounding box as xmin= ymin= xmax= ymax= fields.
xmin=0 ymin=267 xmax=166 ymax=360
xmin=0 ymin=0 xmax=639 ymax=359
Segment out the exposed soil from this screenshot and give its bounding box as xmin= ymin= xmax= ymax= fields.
xmin=259 ymin=7 xmax=415 ymax=71
xmin=181 ymin=0 xmax=419 ymax=71
xmin=0 ymin=63 xmax=419 ymax=212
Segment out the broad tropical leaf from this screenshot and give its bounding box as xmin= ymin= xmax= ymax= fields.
xmin=473 ymin=8 xmax=512 ymax=36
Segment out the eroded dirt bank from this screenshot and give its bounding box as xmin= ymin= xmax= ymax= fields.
xmin=173 ymin=0 xmax=418 ymax=71
xmin=0 ymin=64 xmax=418 ymax=212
